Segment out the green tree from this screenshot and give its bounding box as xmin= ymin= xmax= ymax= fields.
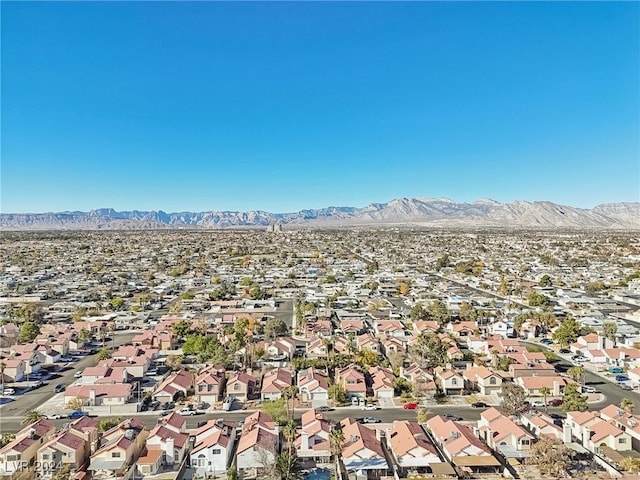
xmin=109 ymin=297 xmax=125 ymax=311
xmin=603 ymin=322 xmax=618 ymax=346
xmin=264 ymin=318 xmax=288 ymax=341
xmin=0 ymin=360 xmax=6 ymax=396
xmin=567 ymin=366 xmax=584 ymax=384
xmin=329 ymin=425 xmax=345 ymax=460
xmin=458 ymin=301 xmax=477 ymax=321
xmin=527 ymin=436 xmax=572 ymax=478
xmin=98 ymin=418 xmax=120 ymax=431
xmin=540 ymin=386 xmax=550 ymax=412
xmin=410 ymin=304 xmax=429 ymax=322
xmin=172 ymin=320 xmax=192 ymax=339
xmin=209 ymin=280 xmax=236 ymax=300
xmin=528 ymin=291 xmax=549 ymax=307
xmin=18 ymin=321 xmax=41 ymax=343
xmin=538 ymin=275 xmax=552 ymax=287
xmin=393 ymin=377 xmax=412 ymax=396
xmin=500 ymin=383 xmax=527 ymax=415
xmin=21 ymin=410 xmax=44 ymax=426
xmin=96 ymin=348 xmax=111 ymax=361
xmin=165 ymin=354 xmax=183 ymax=371
xmin=328 ymin=384 xmax=347 ymax=405
xmin=0 ymin=433 xmax=15 ymax=448
xmin=356 ymin=348 xmax=379 ymax=368
xmin=561 ymin=383 xmax=588 ymax=412
xmin=276 ymin=450 xmax=302 ymax=480
xmin=427 ymin=300 xmax=450 ymax=327
xmin=620 ymin=457 xmax=640 ymax=474
xmin=552 ymin=316 xmax=580 ymax=348
xmin=410 ymin=332 xmax=448 ymax=369
xmin=434 ymin=254 xmax=450 ymax=271
xmin=416 ymin=408 xmax=429 ymax=424
xmin=262 ymin=398 xmax=288 ymax=425
xmin=621 ymin=398 xmax=635 ymax=414
xmin=78 ymin=328 xmax=92 ymax=346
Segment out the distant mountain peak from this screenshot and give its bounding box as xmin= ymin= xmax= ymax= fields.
xmin=1 ymin=198 xmax=638 ymax=230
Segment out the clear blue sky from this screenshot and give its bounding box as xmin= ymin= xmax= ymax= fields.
xmin=2 ymin=1 xmax=638 ymax=213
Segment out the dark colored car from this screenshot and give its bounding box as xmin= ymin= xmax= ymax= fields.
xmin=362 ymin=417 xmax=381 ymax=424
xmin=616 ymin=375 xmax=630 ymax=382
xmin=443 ymin=414 xmax=463 ymax=421
xmin=540 ymin=339 xmax=553 ymax=345
xmin=548 ymin=399 xmax=563 ymax=407
xmin=317 ymin=406 xmax=333 ymax=412
xmin=471 ymin=402 xmax=488 ymax=408
xmin=54 ymin=384 xmax=66 ymax=393
xmin=67 ymin=411 xmax=87 ymax=419
xmin=559 ymin=349 xmax=570 ymax=354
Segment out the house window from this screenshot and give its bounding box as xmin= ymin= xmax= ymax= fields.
xmin=489 ymin=377 xmax=497 ymax=385
xmin=112 ymin=452 xmax=121 ymax=458
xmin=451 ymin=378 xmax=457 ymax=386
xmin=234 ymin=383 xmax=240 ymax=391
xmin=42 ymin=454 xmax=50 ymax=460
xmin=197 ymin=454 xmax=206 ymax=467
xmin=619 ymin=438 xmax=627 ymax=444
xmin=212 ymin=449 xmax=221 ymax=455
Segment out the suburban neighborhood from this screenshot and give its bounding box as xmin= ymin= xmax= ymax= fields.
xmin=1 ymin=228 xmax=640 ymax=480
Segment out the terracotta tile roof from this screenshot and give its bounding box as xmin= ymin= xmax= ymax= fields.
xmin=389 ymin=420 xmax=438 ymax=458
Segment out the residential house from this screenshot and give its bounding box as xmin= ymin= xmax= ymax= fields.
xmin=236 ymin=412 xmax=279 ymax=475
xmin=190 ymin=419 xmax=236 ymax=477
xmin=64 ymin=384 xmax=134 ymax=407
xmin=519 ymin=411 xmax=562 ymax=441
xmin=306 ymin=336 xmax=329 ymax=359
xmin=296 ymin=409 xmax=331 ymax=462
xmin=400 ymin=364 xmax=437 ymax=397
xmin=368 ymin=366 xmax=395 ymax=399
xmin=153 ymin=369 xmax=194 ymax=403
xmin=462 ymin=366 xmax=502 ymax=396
xmin=195 ymin=366 xmax=226 ymax=406
xmin=261 ymin=368 xmax=293 ymax=401
xmin=0 ymin=419 xmax=55 ymax=474
xmin=335 ymin=365 xmax=367 ymax=400
xmin=340 ymin=418 xmax=389 ymax=478
xmin=0 ymin=357 xmax=26 ymax=382
xmin=477 ymin=408 xmax=534 ymax=459
xmin=226 ymin=371 xmax=258 ymax=402
xmin=387 ymin=421 xmax=443 ymax=475
xmin=297 ymin=368 xmax=329 ymax=407
xmin=514 ymin=376 xmax=573 ymax=397
xmin=566 ymin=411 xmax=631 ymax=455
xmin=425 ymin=416 xmax=500 ymax=474
xmin=88 ymin=419 xmax=149 ymax=478
xmin=145 ymin=412 xmax=190 ymax=467
xmin=433 ymin=367 xmax=463 ymax=395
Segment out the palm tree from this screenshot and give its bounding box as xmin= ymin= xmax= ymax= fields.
xmin=282 ymin=386 xmax=298 ymax=421
xmin=540 ymin=386 xmax=550 ymax=413
xmin=0 ymin=359 xmax=5 ymax=396
xmin=621 ymin=398 xmax=635 ymax=414
xmin=329 ymin=425 xmax=345 ymax=462
xmin=22 ymin=410 xmax=44 ymax=426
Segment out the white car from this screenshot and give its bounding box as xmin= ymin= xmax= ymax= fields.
xmin=532 ymin=401 xmax=546 ymax=408
xmin=361 ymin=404 xmax=378 ymax=411
xmin=1 ymin=388 xmax=15 ymax=396
xmin=582 ymin=386 xmax=597 ymax=394
xmin=178 ymin=408 xmax=196 ymax=416
xmin=46 ymin=414 xmax=62 ymax=420
xmin=74 ymin=371 xmax=83 ymax=378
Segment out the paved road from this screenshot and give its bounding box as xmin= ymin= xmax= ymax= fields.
xmin=0 ymin=332 xmax=136 ymax=434
xmin=0 ymin=404 xmax=494 ymax=433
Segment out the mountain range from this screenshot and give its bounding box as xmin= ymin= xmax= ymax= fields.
xmin=1 ymin=198 xmax=638 ymax=230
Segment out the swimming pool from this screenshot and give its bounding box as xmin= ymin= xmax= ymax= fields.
xmin=305 ymin=468 xmax=331 ymax=480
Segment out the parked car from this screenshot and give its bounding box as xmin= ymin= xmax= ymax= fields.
xmin=59 ymin=357 xmax=74 ymax=362
xmin=1 ymin=388 xmax=16 ymax=396
xmin=403 ymin=402 xmax=418 ymax=410
xmin=471 ymin=402 xmax=488 ymax=408
xmin=54 ymin=384 xmax=66 ymax=393
xmin=73 ymin=371 xmax=83 ymax=378
xmin=33 ymin=381 xmax=44 ymax=388
xmin=582 ymin=386 xmax=597 ymax=394
xmin=317 ymin=406 xmax=333 ymax=412
xmin=46 ymin=414 xmax=62 ymax=420
xmin=548 ymin=399 xmax=564 ymax=407
xmin=443 ymin=414 xmax=463 ymax=421
xmin=178 ymin=408 xmax=197 ymax=416
xmin=540 ymin=339 xmax=553 ymax=345
xmin=559 ymin=349 xmax=570 ymax=354
xmin=67 ymin=411 xmax=86 ymax=419
xmin=609 ymin=367 xmax=624 ymax=374
xmin=361 ymin=404 xmax=378 ymax=411
xmin=362 ymin=417 xmax=381 ymax=424
xmin=532 ymin=401 xmax=546 ymax=408
xmin=620 ymin=384 xmax=633 ymax=391
xmin=616 ymin=375 xmax=630 ymax=382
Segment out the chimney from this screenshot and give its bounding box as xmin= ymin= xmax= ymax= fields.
xmin=375 ymin=429 xmax=381 ymax=441
xmin=89 ymin=389 xmax=96 ymax=406
xmin=301 ymin=431 xmax=309 ymax=450
xmin=553 ymin=381 xmax=559 ymax=396
xmin=563 ymin=423 xmax=572 ymax=444
xmin=91 ymin=438 xmax=100 ymax=454
xmin=165 ymin=437 xmax=175 ymax=465
xmin=582 ymin=427 xmax=591 ymax=448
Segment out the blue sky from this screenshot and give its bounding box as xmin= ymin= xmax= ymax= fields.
xmin=2 ymin=1 xmax=638 ymax=213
